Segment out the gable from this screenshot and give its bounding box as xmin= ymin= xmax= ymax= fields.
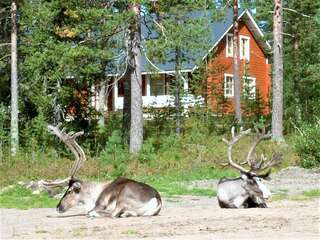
xmin=106 ymin=8 xmax=270 ymax=75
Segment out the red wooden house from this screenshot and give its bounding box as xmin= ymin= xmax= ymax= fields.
xmin=92 ymin=9 xmax=271 ymax=115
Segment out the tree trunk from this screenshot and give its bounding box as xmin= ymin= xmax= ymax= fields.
xmin=98 ymin=81 xmax=106 ymax=127
xmin=122 ymin=72 xmax=131 ymax=144
xmin=129 ymin=3 xmax=143 ymax=154
xmin=175 ymin=47 xmax=182 ymax=135
xmin=10 ymin=2 xmax=18 ymax=156
xmin=272 ymin=0 xmax=284 ymax=141
xmin=233 ymin=0 xmax=241 ymax=124
xmin=292 ymin=37 xmax=301 ymax=122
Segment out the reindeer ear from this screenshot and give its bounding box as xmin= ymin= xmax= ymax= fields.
xmin=241 ymin=173 xmax=248 ymax=180
xmin=73 ymin=181 xmax=82 ymax=192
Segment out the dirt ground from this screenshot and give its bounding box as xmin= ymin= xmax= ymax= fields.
xmin=1 ymin=167 xmax=320 ymax=240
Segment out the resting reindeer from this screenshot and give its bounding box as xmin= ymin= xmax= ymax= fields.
xmin=43 ymin=124 xmax=162 ymax=218
xmin=217 ymin=127 xmax=282 ymax=208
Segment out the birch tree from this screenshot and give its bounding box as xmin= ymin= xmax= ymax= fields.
xmin=10 ymin=1 xmax=18 ymax=156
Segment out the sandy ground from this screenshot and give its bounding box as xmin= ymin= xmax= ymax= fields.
xmin=1 ymin=196 xmax=319 ymax=240
xmin=1 ymin=167 xmax=320 ymax=240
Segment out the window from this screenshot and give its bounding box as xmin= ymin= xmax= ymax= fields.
xmin=150 ymin=76 xmax=166 ymax=96
xmin=226 ymin=34 xmax=233 ymax=57
xmin=117 ymin=80 xmax=124 ymax=97
xmin=118 ymin=77 xmax=146 ymax=97
xmin=240 ymin=36 xmax=250 ymax=61
xmin=243 ymin=76 xmax=256 ymax=99
xmin=224 ymin=74 xmax=234 ymax=98
xmin=226 ymin=34 xmax=250 ymax=61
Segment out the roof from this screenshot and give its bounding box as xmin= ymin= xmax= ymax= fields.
xmin=107 ymin=8 xmax=270 ymax=75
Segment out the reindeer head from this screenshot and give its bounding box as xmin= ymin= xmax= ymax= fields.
xmin=42 ymin=124 xmax=87 ymax=213
xmin=57 ymin=179 xmax=83 ymax=213
xmin=222 ymin=127 xmax=282 ymax=202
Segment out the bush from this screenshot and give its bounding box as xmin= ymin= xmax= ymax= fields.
xmin=98 ymin=130 xmax=129 ymax=177
xmin=138 ymin=138 xmax=156 ymax=163
xmin=293 ymin=120 xmax=320 ymax=168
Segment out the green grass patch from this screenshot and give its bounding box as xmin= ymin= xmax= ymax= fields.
xmin=135 ymin=167 xmax=233 ymax=197
xmin=302 ymin=189 xmax=320 ymax=198
xmin=0 ymin=167 xmax=233 ymax=209
xmin=0 ymin=185 xmax=57 ymax=209
xmin=272 ymin=189 xmax=320 ymax=201
xmin=290 ymin=189 xmax=320 ymax=201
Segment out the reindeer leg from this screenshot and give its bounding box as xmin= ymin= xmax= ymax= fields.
xmin=87 ymin=204 xmax=109 ymax=218
xmin=110 ymin=205 xmax=125 ymax=218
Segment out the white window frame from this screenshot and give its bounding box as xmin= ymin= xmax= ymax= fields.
xmin=240 ymin=35 xmax=250 ymax=61
xmin=150 ymin=75 xmax=167 ymax=96
xmin=243 ymin=76 xmax=256 ymax=99
xmin=226 ymin=34 xmax=250 ymax=61
xmin=226 ymin=33 xmax=233 ymax=58
xmin=224 ymin=73 xmax=234 ymax=98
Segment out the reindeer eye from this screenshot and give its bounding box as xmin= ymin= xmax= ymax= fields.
xmin=74 ymin=188 xmax=80 ymax=194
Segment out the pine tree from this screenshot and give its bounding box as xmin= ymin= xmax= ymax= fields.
xmin=18 ymin=0 xmax=131 ymax=131
xmin=128 ymin=2 xmax=143 ymax=153
xmin=233 ymin=0 xmax=242 ymax=124
xmin=145 ymin=0 xmax=212 ymax=135
xmin=271 ymin=0 xmax=284 ymax=141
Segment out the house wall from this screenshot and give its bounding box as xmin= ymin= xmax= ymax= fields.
xmin=207 ymin=20 xmax=271 ymax=115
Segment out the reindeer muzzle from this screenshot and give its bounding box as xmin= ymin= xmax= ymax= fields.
xmin=57 ymin=205 xmax=66 ymax=213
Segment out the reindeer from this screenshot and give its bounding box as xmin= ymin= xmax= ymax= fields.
xmin=43 ymin=124 xmax=162 ymax=218
xmin=217 ymin=127 xmax=282 ymax=208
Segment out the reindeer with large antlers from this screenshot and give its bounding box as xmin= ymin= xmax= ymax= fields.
xmin=44 ymin=124 xmax=162 ymax=218
xmin=217 ymin=127 xmax=282 ymax=208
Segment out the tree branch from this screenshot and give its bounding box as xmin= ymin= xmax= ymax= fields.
xmin=283 ymin=7 xmax=311 ymax=18
xmin=281 ymin=32 xmax=295 ymax=38
xmin=0 ymin=43 xmax=11 ymax=47
xmin=0 ymin=54 xmax=10 ymax=61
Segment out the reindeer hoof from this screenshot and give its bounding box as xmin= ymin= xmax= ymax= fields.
xmin=258 ymin=203 xmax=267 ymax=208
xmin=88 ymin=210 xmax=102 ymax=218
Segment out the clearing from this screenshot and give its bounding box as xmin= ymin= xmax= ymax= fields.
xmin=1 ymin=167 xmax=320 ymax=240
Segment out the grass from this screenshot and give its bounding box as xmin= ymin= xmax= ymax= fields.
xmin=136 ymin=167 xmax=237 ymax=197
xmin=0 ymin=127 xmax=301 ymax=209
xmin=271 ymin=189 xmax=320 ymax=201
xmin=302 ymin=189 xmax=320 ymax=198
xmin=0 ymin=167 xmax=235 ymax=209
xmin=0 ymin=185 xmax=57 ymax=209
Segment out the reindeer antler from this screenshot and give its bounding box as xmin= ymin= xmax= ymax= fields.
xmin=222 ymin=126 xmax=251 ymax=173
xmin=244 ymin=126 xmax=271 ymax=168
xmin=222 ymin=126 xmax=283 ymax=175
xmin=252 ymin=152 xmax=283 ymax=173
xmin=42 ymin=124 xmax=86 ymax=187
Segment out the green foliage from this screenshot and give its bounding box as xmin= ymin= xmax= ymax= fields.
xmin=15 ymin=0 xmax=132 ymax=146
xmin=20 ymin=113 xmax=51 ymax=150
xmin=283 ymin=0 xmax=320 ymax=124
xmin=293 ymin=120 xmax=320 ymax=168
xmin=138 ymin=138 xmax=156 ymax=163
xmin=98 ymin=130 xmax=129 ymax=177
xmin=0 ymin=104 xmax=9 ymax=143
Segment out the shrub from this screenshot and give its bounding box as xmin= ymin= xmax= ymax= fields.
xmin=138 ymin=138 xmax=156 ymax=163
xmin=293 ymin=120 xmax=320 ymax=168
xmin=98 ymin=130 xmax=129 ymax=177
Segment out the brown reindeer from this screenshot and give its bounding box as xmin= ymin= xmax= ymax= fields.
xmin=217 ymin=127 xmax=282 ymax=208
xmin=44 ymin=124 xmax=162 ymax=218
